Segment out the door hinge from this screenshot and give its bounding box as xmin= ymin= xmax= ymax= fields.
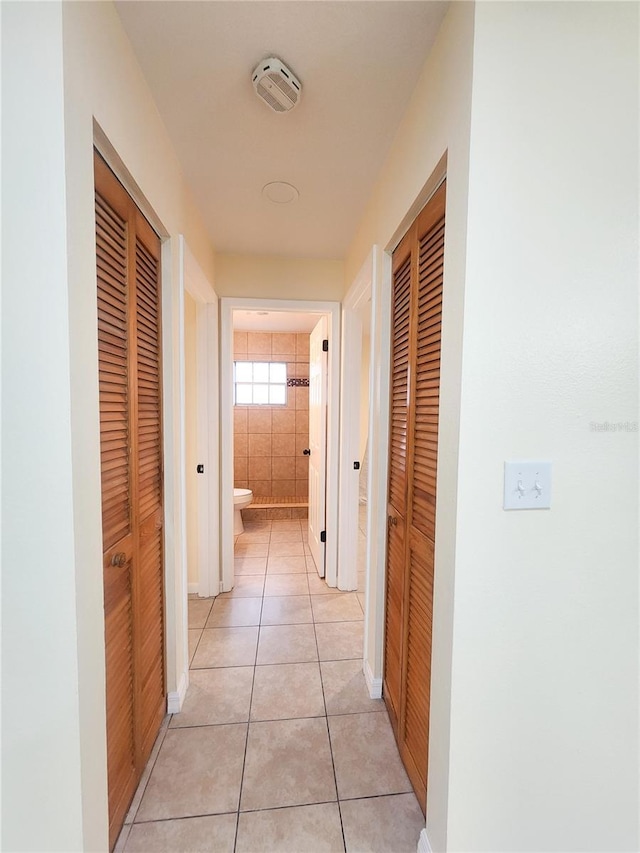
xmin=322 ymin=339 xmax=329 ymax=352
xmin=320 ymin=530 xmax=326 ymax=543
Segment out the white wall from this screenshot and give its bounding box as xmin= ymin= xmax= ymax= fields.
xmin=216 ymin=253 xmax=344 ymax=301
xmin=344 ymin=4 xmax=476 ymax=849
xmin=447 ymin=3 xmax=639 ymax=850
xmin=2 ymin=4 xmax=85 ymax=849
xmin=3 ymin=1 xmax=217 ymax=848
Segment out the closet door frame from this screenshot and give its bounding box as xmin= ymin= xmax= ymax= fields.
xmin=382 ymin=179 xmax=446 ymax=815
xmin=95 ymin=149 xmax=167 ymax=849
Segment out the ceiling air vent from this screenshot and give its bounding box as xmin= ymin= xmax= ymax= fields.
xmin=252 ymin=57 xmax=301 ymax=113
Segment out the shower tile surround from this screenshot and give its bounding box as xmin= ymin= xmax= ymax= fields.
xmin=234 ymin=332 xmax=309 ymax=517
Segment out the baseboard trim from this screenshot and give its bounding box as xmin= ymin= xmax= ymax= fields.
xmin=188 ymin=583 xmax=199 ymax=594
xmin=417 ymin=828 xmax=432 ymax=853
xmin=363 ymin=659 xmax=383 ymax=699
xmin=167 ymin=671 xmax=189 ymax=714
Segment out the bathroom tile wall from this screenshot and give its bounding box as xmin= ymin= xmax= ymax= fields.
xmin=234 ymin=331 xmax=309 ymax=500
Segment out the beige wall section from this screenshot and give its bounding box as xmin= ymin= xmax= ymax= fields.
xmin=447 ymin=3 xmax=638 ymax=850
xmin=216 ymin=254 xmax=344 ymax=301
xmin=184 ymin=293 xmax=199 ymax=588
xmin=344 ymin=4 xmax=476 ymax=850
xmin=2 ymin=4 xmax=85 ymax=850
xmin=1 ymin=1 xmax=215 ymax=849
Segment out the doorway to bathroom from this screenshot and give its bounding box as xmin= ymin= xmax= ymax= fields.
xmin=220 ymin=298 xmax=341 ymax=593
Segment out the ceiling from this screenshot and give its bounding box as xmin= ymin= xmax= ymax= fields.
xmin=233 ymin=309 xmax=323 ymax=333
xmin=115 ymin=1 xmax=448 ymax=260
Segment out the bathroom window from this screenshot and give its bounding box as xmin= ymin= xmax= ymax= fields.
xmin=234 ymin=361 xmax=287 ymax=405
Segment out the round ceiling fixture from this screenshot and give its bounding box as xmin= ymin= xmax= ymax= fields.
xmin=262 ymin=181 xmax=299 ymax=204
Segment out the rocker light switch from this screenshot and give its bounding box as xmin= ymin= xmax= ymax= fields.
xmin=504 ymin=461 xmax=552 ymax=510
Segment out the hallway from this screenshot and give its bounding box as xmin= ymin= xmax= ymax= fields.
xmin=116 ymin=518 xmax=424 ymax=852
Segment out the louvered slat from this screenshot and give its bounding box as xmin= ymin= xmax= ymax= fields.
xmin=96 ymin=191 xmax=130 ymax=552
xmin=388 ymin=255 xmax=411 ymax=513
xmin=136 ymin=240 xmax=162 ymax=523
xmin=402 ymin=543 xmax=434 ymax=801
xmin=411 ymin=212 xmax=444 ymax=542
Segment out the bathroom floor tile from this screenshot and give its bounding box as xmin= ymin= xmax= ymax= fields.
xmin=234 ymin=556 xmax=267 ymax=575
xmin=320 ymin=659 xmax=384 ymax=716
xmin=188 ymin=629 xmax=201 ymax=665
xmin=315 ymin=621 xmax=364 ymax=661
xmin=240 ymin=718 xmax=336 ymax=811
xmin=267 ymin=555 xmax=308 ymax=574
xmin=191 ymin=627 xmax=258 ymax=668
xmin=236 ymin=803 xmax=343 ymax=853
xmin=219 ymin=575 xmax=265 ymax=598
xmin=236 ymin=531 xmax=271 ymax=544
xmin=188 ymin=598 xmax=214 ymax=629
xmin=269 ymin=530 xmax=304 ymax=543
xmin=328 ymin=712 xmax=412 ymax=800
xmin=251 ymin=662 xmax=324 ymax=721
xmin=206 ymin=597 xmax=262 ymax=628
xmin=261 ymin=595 xmax=312 ymax=626
xmin=170 ymin=667 xmax=254 ymax=727
xmin=234 ymin=542 xmax=269 ymax=558
xmin=264 ymin=574 xmax=309 ymax=596
xmin=340 ymin=794 xmax=424 ymax=853
xmin=311 ymin=593 xmax=363 ymax=623
xmin=307 ymin=574 xmax=335 ymax=595
xmin=125 ymin=814 xmax=237 ymax=853
xmin=257 ymin=624 xmax=318 ymax=664
xmin=135 ymin=725 xmax=246 ymax=821
xmin=243 ymin=521 xmax=272 ymax=533
xmin=269 ymin=520 xmax=302 ymax=532
xmin=268 ymin=541 xmax=305 ymax=557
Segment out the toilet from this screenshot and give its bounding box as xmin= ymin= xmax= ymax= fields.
xmin=233 ymin=488 xmax=253 ymax=535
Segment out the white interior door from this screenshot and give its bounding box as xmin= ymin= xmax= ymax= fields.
xmin=308 ymin=316 xmax=328 ymax=577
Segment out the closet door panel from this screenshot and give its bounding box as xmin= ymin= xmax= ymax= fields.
xmin=95 ymin=151 xmax=165 ymax=850
xmin=411 ymin=209 xmax=445 ymax=543
xmin=133 ymin=225 xmax=165 ymax=763
xmin=96 ymin=172 xmax=138 ymax=844
xmin=384 ymin=180 xmax=445 ymax=817
xmin=383 ymin=235 xmax=413 ymax=730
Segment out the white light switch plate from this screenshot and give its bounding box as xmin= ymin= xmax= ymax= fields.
xmin=504 ymin=461 xmax=552 ymax=510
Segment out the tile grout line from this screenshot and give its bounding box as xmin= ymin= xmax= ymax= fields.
xmin=232 ymin=534 xmax=268 ymax=853
xmin=310 ymin=582 xmax=348 ymax=853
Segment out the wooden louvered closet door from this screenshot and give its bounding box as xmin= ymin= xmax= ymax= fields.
xmin=95 ymin=151 xmax=165 ymax=850
xmin=383 ymin=181 xmax=446 ymax=814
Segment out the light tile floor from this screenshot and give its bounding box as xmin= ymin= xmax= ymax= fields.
xmin=117 ymin=518 xmax=424 ymax=853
